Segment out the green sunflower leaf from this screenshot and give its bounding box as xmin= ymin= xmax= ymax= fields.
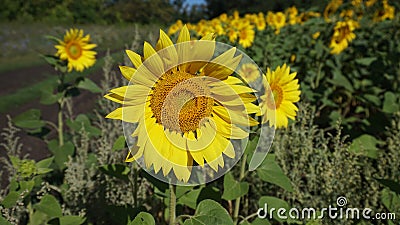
xmin=113 ymin=136 xmax=127 ymax=151
xmin=256 ymin=154 xmax=294 ymax=192
xmin=183 ymin=199 xmax=234 ymax=225
xmin=222 ymin=172 xmax=249 ymax=201
xmin=130 ymin=212 xmax=155 ymax=225
xmin=33 ymin=195 xmax=62 ymax=218
xmin=12 ymin=109 xmax=46 ymax=131
xmin=77 ymin=78 xmax=102 ymax=93
xmin=349 ymin=134 xmax=381 ymax=159
xmin=382 ymin=92 xmax=399 ymax=113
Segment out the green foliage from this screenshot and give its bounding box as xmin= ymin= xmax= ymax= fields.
xmin=130 ymin=212 xmax=155 ymax=225
xmin=183 ymin=200 xmax=234 ymax=225
xmin=222 ymin=172 xmax=249 ymax=201
xmin=0 ymin=0 xmax=182 ymax=24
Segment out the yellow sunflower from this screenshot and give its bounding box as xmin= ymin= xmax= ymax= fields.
xmin=55 ymin=28 xmax=97 ymax=72
xmin=257 ymin=64 xmax=300 ymax=128
xmin=329 ymin=20 xmax=359 ymax=54
xmin=238 ymin=63 xmax=260 ymax=83
xmin=238 ymin=24 xmax=255 ymax=48
xmin=324 ymin=0 xmax=343 ymax=22
xmin=105 ymin=26 xmax=258 ymax=182
xmin=373 ymin=1 xmax=395 ymax=22
xmin=286 ymin=6 xmax=299 ymax=25
xmin=365 ymin=0 xmax=377 ymax=7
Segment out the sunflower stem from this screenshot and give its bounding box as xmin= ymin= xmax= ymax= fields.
xmin=233 ymin=154 xmax=247 ymax=225
xmin=169 ymin=183 xmax=177 ymax=225
xmin=57 ymin=98 xmax=64 ymax=147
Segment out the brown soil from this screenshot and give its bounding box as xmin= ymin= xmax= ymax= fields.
xmin=0 ymin=53 xmax=120 ymax=188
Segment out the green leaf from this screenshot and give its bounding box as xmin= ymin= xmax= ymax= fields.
xmin=1 ymin=191 xmax=20 ymax=208
xmin=36 ymin=157 xmax=54 ymax=174
xmin=250 ymin=218 xmax=271 ymax=225
xmin=48 ymin=140 xmax=75 ymax=170
xmin=381 ymin=189 xmax=400 ymax=214
xmin=0 ymin=214 xmax=12 ymax=225
xmin=66 ymin=114 xmax=101 ymax=137
xmin=258 ymin=196 xmax=290 ymax=222
xmin=40 ymin=86 xmax=62 ymax=105
xmin=99 ymin=164 xmax=130 ymax=181
xmin=184 ymin=199 xmax=234 ymax=225
xmin=19 ymin=180 xmax=35 ymax=196
xmin=364 ymin=94 xmax=381 ymax=106
xmin=376 ymin=179 xmax=400 ymax=195
xmin=113 ymin=136 xmax=126 ymax=151
xmin=355 ymin=57 xmax=377 ymax=66
xmin=41 ymin=54 xmax=60 ymax=66
xmin=177 ymin=187 xmax=203 ymax=209
xmin=33 ymin=195 xmax=62 ymax=218
xmin=36 ymin=157 xmax=54 ymax=168
xmin=330 ymin=69 xmax=354 ymax=92
xmin=349 ymin=134 xmax=380 ymax=159
xmin=12 ymin=109 xmax=45 ymax=130
xmin=59 ymin=215 xmax=86 ymax=225
xmin=29 ymin=211 xmax=48 ymax=225
xmin=44 ymin=35 xmax=60 ymax=43
xmin=130 ymin=212 xmax=155 ymax=225
xmin=256 ymin=154 xmax=294 ymax=192
xmin=222 ymin=172 xmax=249 ymax=200
xmin=77 ymin=78 xmax=102 ymax=93
xmin=382 ymin=92 xmax=399 ymax=113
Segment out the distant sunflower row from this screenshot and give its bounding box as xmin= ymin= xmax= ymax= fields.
xmin=168 ymin=0 xmax=396 ymax=54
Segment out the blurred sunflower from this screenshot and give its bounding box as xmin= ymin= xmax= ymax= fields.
xmin=55 ymin=28 xmax=97 ymax=72
xmin=365 ymin=0 xmax=377 ymax=7
xmin=329 ymin=20 xmax=359 ymax=54
xmin=258 ymin=64 xmax=300 ymax=128
xmin=373 ymin=1 xmax=395 ymax=21
xmin=286 ymin=6 xmax=299 ymax=25
xmin=324 ymin=0 xmax=343 ymax=22
xmin=238 ymin=63 xmax=260 ymax=83
xmin=266 ymin=12 xmax=286 ymax=34
xmin=105 ymin=26 xmax=258 ymax=182
xmin=238 ymin=24 xmax=255 ymax=48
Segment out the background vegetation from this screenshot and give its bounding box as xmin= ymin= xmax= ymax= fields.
xmin=1 ymin=0 xmax=400 ymax=225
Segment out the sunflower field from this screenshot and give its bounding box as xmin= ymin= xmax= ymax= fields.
xmin=0 ymin=0 xmax=399 ymax=225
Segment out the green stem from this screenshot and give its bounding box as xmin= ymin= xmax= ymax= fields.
xmin=57 ymin=98 xmax=64 ymax=147
xmin=133 ymin=164 xmax=138 ymax=208
xmin=169 ymin=183 xmax=176 ymax=225
xmin=233 ymin=154 xmax=247 ymax=225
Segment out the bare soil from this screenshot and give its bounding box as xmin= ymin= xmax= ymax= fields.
xmin=0 ymin=55 xmax=119 ymax=188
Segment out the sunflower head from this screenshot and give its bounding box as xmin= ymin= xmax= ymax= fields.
xmin=238 ymin=63 xmax=260 ymax=83
xmin=105 ymin=26 xmax=261 ymax=184
xmin=329 ymin=20 xmax=359 ymax=54
xmin=258 ymin=64 xmax=300 ymax=128
xmin=55 ymin=28 xmax=97 ymax=72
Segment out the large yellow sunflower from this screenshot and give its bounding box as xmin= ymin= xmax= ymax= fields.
xmin=258 ymin=64 xmax=300 ymax=128
xmin=105 ymin=26 xmax=258 ymax=182
xmin=329 ymin=20 xmax=359 ymax=54
xmin=55 ymin=28 xmax=97 ymax=72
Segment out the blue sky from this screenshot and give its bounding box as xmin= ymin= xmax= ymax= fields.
xmin=185 ymin=0 xmax=206 ymax=6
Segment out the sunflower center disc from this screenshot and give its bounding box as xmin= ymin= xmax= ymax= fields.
xmin=150 ymin=70 xmax=214 ymax=133
xmin=67 ymin=42 xmax=82 ymax=59
xmin=267 ymin=84 xmax=283 ymax=109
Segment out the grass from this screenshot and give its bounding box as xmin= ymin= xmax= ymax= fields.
xmin=0 ymin=51 xmax=124 ymax=114
xmin=0 ymin=22 xmax=158 ymax=72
